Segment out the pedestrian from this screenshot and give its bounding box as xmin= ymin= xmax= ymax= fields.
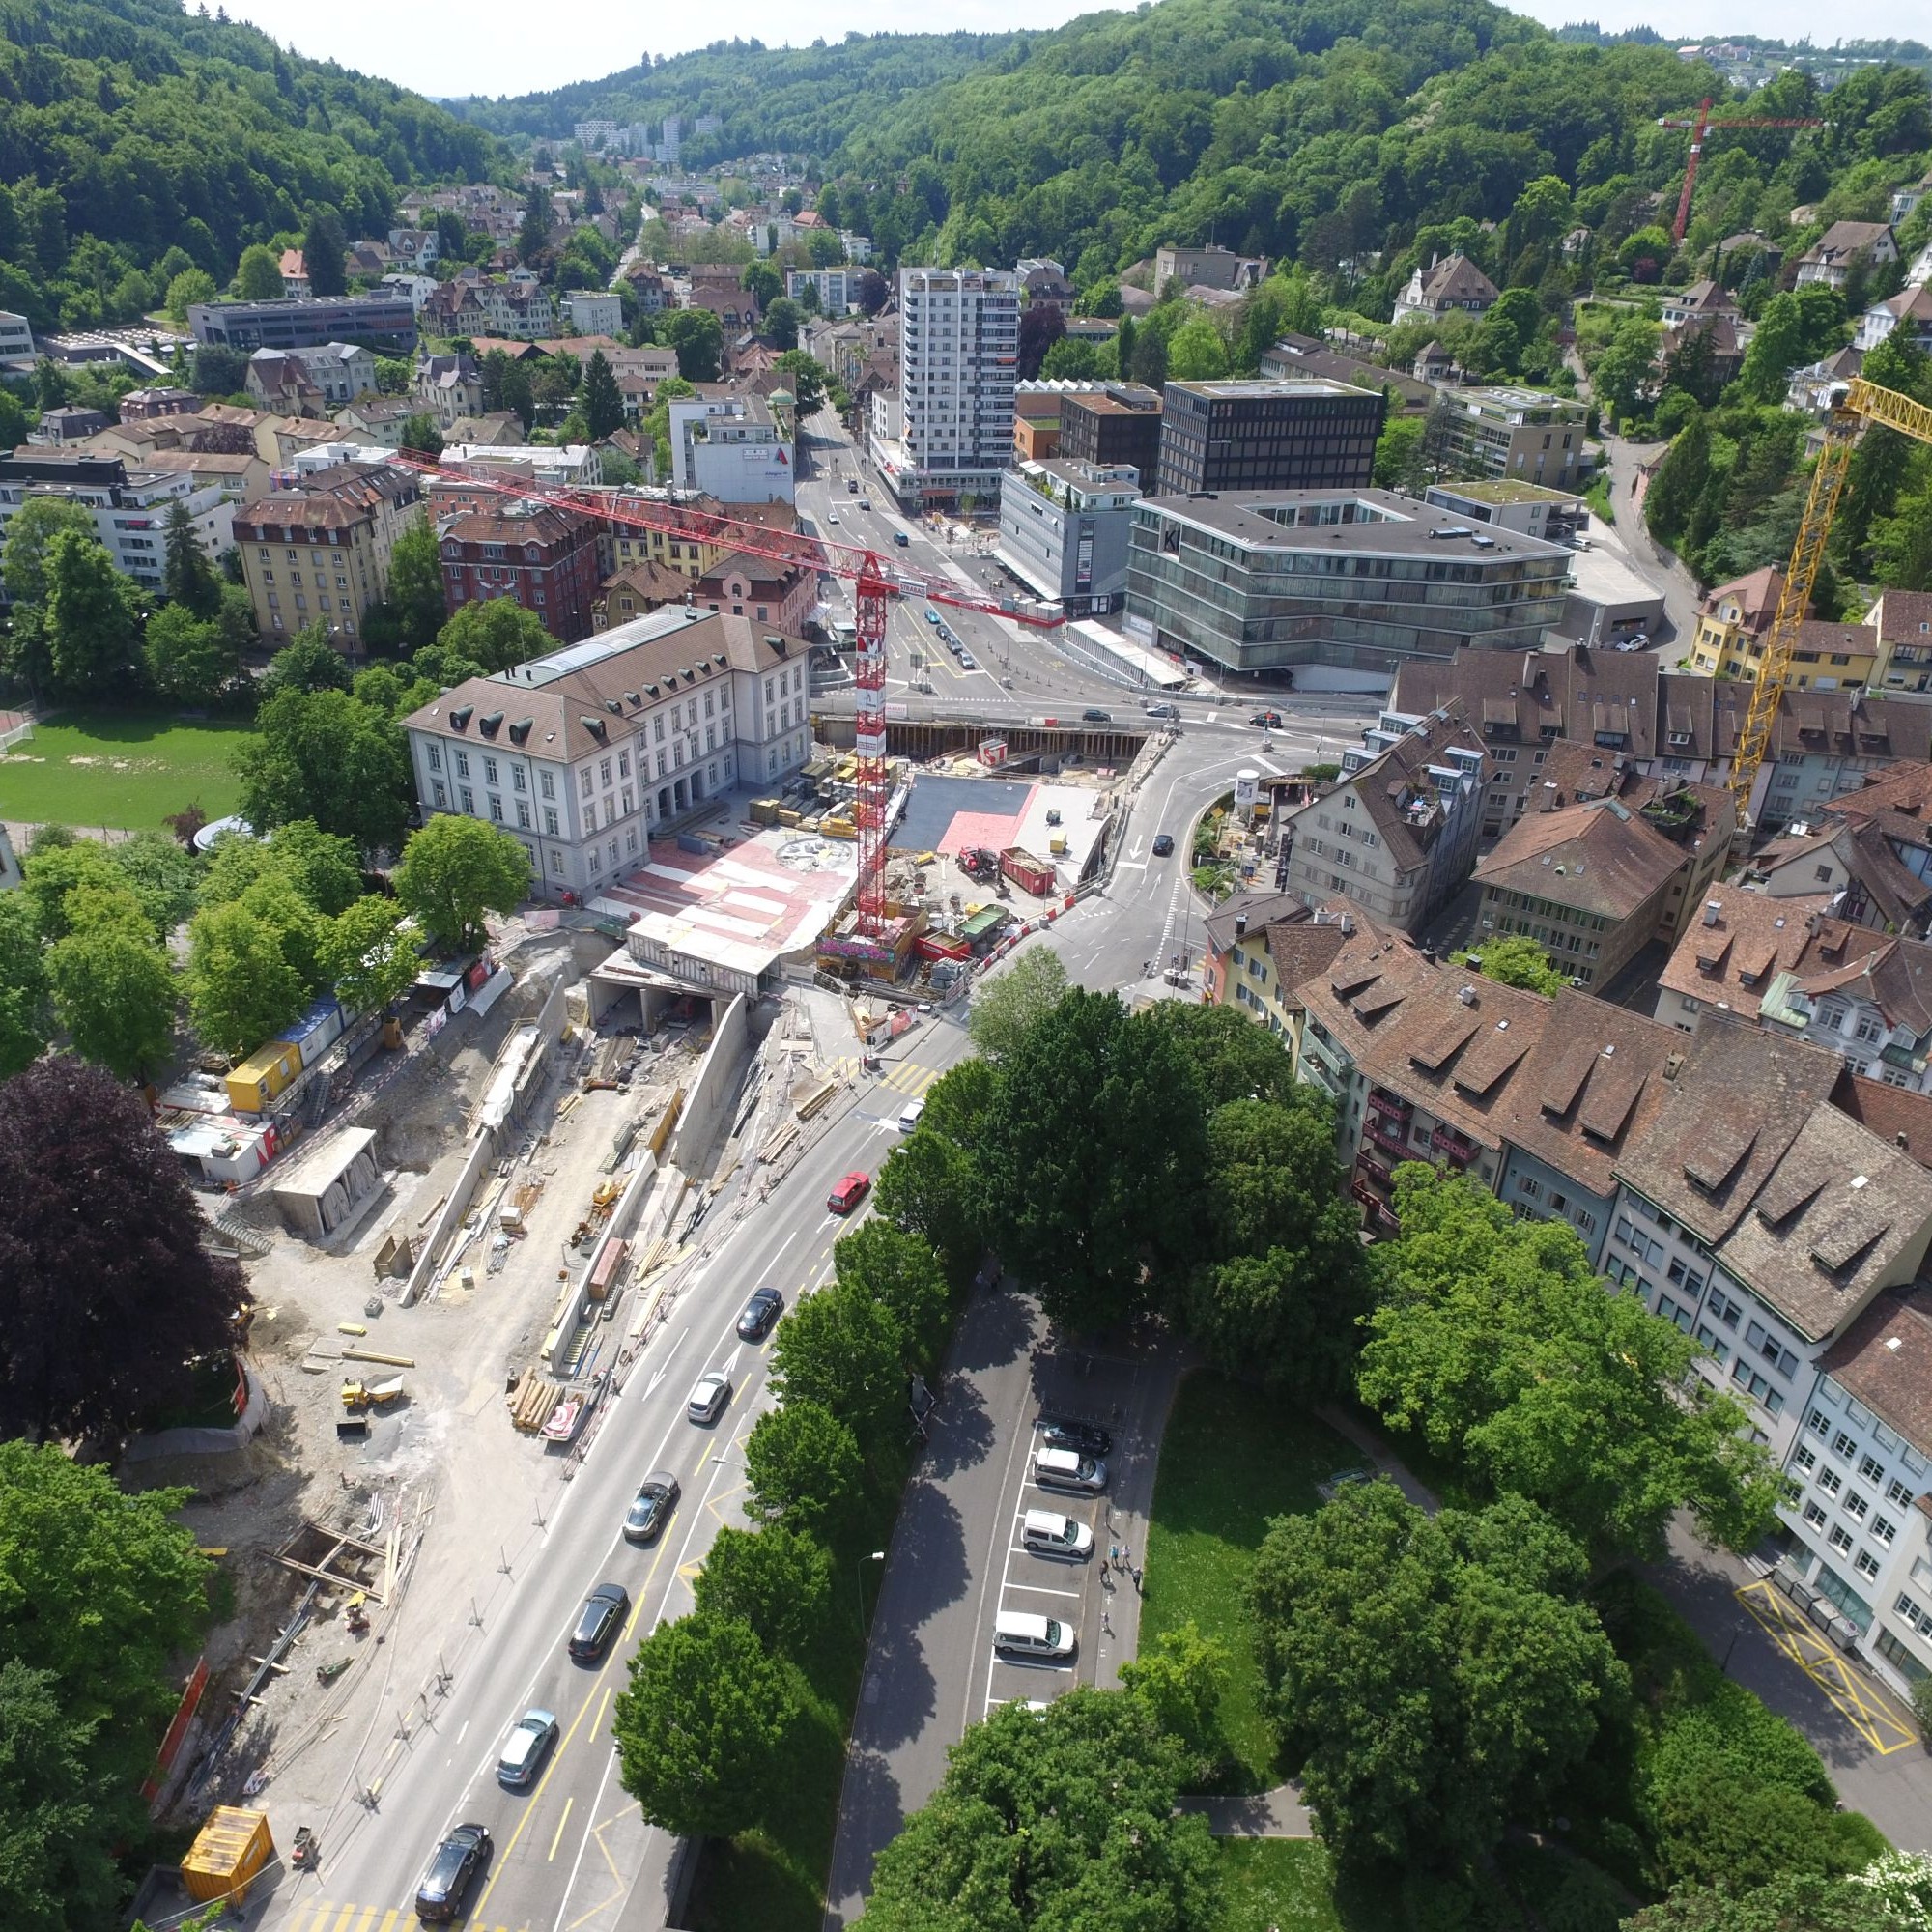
xmin=1133 ymin=1565 xmax=1144 ymax=1593
xmin=1109 ymin=1543 xmax=1119 ymax=1568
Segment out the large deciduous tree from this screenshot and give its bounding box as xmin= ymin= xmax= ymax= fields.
xmin=1248 ymin=1481 xmax=1625 ymax=1869
xmin=742 ymin=1400 xmax=863 ymax=1531
xmin=392 ymin=813 xmax=529 ymax=952
xmin=1359 ymin=1168 xmax=1777 ymax=1561
xmin=691 ymin=1523 xmax=831 ymax=1659
xmin=612 ymin=1610 xmax=804 ymax=1840
xmin=185 ymin=897 xmax=308 ymax=1056
xmin=320 ymin=895 xmax=421 ymax=1018
xmin=833 ymin=1220 xmax=952 ymax=1374
xmin=373 ymin=518 xmax=447 ymax=656
xmin=236 ymin=685 xmax=415 ymax=855
xmin=0 ymin=1062 xmax=242 ymax=1439
xmin=767 ymin=1278 xmax=911 ymax=1455
xmin=0 ymin=894 xmax=49 ymax=1077
xmin=966 ymin=946 xmax=1067 ymax=1064
xmin=43 ymin=529 xmax=138 ymax=700
xmin=434 ymin=598 xmax=555 ymax=673
xmin=45 ymin=917 xmax=177 ymax=1081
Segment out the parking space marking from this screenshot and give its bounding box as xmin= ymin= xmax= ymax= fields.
xmin=1004 ymin=1581 xmax=1082 ymax=1599
xmin=1736 ymin=1578 xmax=1918 ymax=1754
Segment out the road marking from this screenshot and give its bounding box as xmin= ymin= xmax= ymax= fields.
xmin=590 ymin=1685 xmax=611 ymax=1741
xmin=456 ymin=1719 xmax=469 ymax=1744
xmin=548 ymin=1797 xmax=575 ymax=1861
xmin=1004 ymin=1581 xmax=1083 ymax=1599
xmin=1735 ymin=1578 xmax=1918 ymax=1753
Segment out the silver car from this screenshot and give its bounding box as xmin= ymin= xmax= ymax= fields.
xmin=688 ymin=1372 xmax=732 ymax=1424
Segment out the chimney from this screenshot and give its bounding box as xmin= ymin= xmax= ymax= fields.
xmin=1235 ymin=913 xmax=1248 ymax=937
xmin=1702 ymin=900 xmax=1722 ymax=927
xmin=1458 ymin=984 xmax=1476 ymax=1006
xmin=1898 ymin=1131 xmax=1911 ymax=1150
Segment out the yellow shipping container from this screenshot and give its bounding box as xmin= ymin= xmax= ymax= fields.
xmin=226 ymin=1042 xmax=302 ymax=1115
xmin=182 ymin=1807 xmax=273 ymax=1906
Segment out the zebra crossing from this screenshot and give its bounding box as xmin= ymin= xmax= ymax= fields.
xmin=829 ymin=1057 xmax=944 ymax=1096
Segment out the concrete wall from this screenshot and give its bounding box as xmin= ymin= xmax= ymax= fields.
xmin=668 ymin=993 xmax=751 ymax=1169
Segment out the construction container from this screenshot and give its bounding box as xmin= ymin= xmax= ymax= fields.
xmin=225 ymin=1041 xmax=302 ymax=1116
xmin=275 ymin=996 xmax=344 ymax=1072
xmin=588 ymin=1237 xmax=629 ymax=1302
xmin=181 ymin=1807 xmax=273 ymax=1906
xmin=1000 ymin=847 xmax=1055 ymax=896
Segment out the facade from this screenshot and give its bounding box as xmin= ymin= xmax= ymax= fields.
xmin=1056 ymin=384 xmax=1163 ymax=483
xmin=1262 ymin=333 xmax=1434 ymax=414
xmin=291 ymin=342 xmax=377 ymax=406
xmin=1152 ymin=244 xmax=1265 ymax=292
xmin=1155 ymin=379 xmax=1382 ymax=498
xmin=187 ymin=295 xmax=417 ymax=353
xmin=117 ymin=386 xmax=200 ymax=422
xmin=422 ymin=274 xmax=557 ymax=342
xmin=994 ymin=459 xmax=1142 ymax=613
xmin=1796 ymin=220 xmax=1899 ymax=290
xmin=0 ymin=452 xmax=235 ymax=592
xmin=1690 ymin=567 xmax=1784 ymax=678
xmin=331 ymin=398 xmax=414 ymax=448
xmin=1279 ymin=705 xmax=1487 ymax=932
xmin=1756 ymin=931 xmax=1932 ymax=1094
xmin=786 ymin=269 xmax=859 ymax=314
xmin=0 ymin=308 xmax=35 ymax=371
xmin=1653 ymin=891 xmax=1885 ymax=1034
xmin=1422 ymin=479 xmax=1585 ymax=543
xmin=244 ymin=352 xmax=326 ymax=417
xmin=665 ymin=394 xmax=794 ymax=505
xmin=563 ymin=291 xmax=625 ymax=338
xmin=401 ymin=608 xmax=813 ymax=896
xmin=1869 ymin=588 xmax=1932 ymax=697
xmin=876 ymin=268 xmax=1020 ymax=513
xmin=1125 ymin=489 xmax=1572 ymax=678
xmin=1428 ymin=386 xmax=1588 ymax=489
xmin=439 ymin=502 xmax=601 ymax=645
xmin=1391 ymin=252 xmax=1499 ymax=326
xmin=415 ymin=353 xmax=487 ymax=429
xmin=691 ymin=553 xmax=815 ymax=635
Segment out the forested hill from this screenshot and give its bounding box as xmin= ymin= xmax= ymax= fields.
xmin=0 ymin=0 xmax=503 ymax=331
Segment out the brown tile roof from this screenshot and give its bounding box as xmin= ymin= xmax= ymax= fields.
xmin=1417 ymin=254 xmax=1499 ymax=306
xmin=1333 ymin=704 xmax=1486 ymax=873
xmin=1204 ymin=890 xmax=1308 ymax=955
xmin=440 ymin=504 xmax=592 ymax=548
xmin=1820 ymin=1287 xmax=1932 ymax=1457
xmin=1792 ymin=618 xmax=1878 ymax=661
xmin=1718 ymin=1104 xmax=1932 ymax=1340
xmin=1474 ymin=797 xmax=1685 ymax=921
xmin=1793 ymin=933 xmax=1932 ymax=1037
xmin=1833 ymin=1071 xmax=1932 ymax=1171
xmin=1263 ymin=921 xmax=1350 ymax=1009
xmin=1869 ymin=588 xmax=1932 ymax=644
xmin=1613 ymin=1017 xmax=1847 ymax=1249
xmin=1292 ymin=911 xmax=1438 ymax=1061
xmin=234 ymin=491 xmax=367 ymax=532
xmin=1699 ymin=566 xmax=1784 ymax=629
xmin=1657 ymin=891 xmax=1883 ymax=1021
xmin=696 ymin=550 xmax=811 ymax=594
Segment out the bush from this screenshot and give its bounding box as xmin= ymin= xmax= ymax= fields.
xmin=1912 ymin=1672 xmax=1932 ymax=1739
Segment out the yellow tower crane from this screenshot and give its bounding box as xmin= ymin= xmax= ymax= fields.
xmin=1731 ymin=378 xmax=1932 ymax=817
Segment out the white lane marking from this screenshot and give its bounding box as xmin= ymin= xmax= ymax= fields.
xmin=1003 ymin=1582 xmax=1083 ymax=1600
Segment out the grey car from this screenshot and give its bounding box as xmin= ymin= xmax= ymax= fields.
xmin=497 ymin=1710 xmax=558 ymax=1788
xmin=624 ymin=1471 xmax=680 ymax=1543
xmin=688 ymin=1372 xmax=732 ymax=1424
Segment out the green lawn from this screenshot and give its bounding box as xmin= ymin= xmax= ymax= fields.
xmin=0 ymin=711 xmax=253 ymax=830
xmin=1141 ymin=1373 xmax=1364 ymax=1791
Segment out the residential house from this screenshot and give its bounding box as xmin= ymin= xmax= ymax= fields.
xmin=1279 ymin=704 xmax=1487 ymax=933
xmin=1653 ymin=890 xmax=1888 ymax=1033
xmin=278 ymin=249 xmax=310 ymax=298
xmin=1787 ymin=346 xmax=1864 ymax=417
xmin=442 ymin=412 xmax=526 ymax=447
xmin=1152 ymin=244 xmax=1266 ymax=292
xmin=1741 ymin=817 xmax=1932 ymax=938
xmin=1691 ymin=567 xmax=1785 ymax=678
xmin=1201 ymin=891 xmax=1310 ymax=1011
xmin=414 ymin=353 xmax=487 ymax=429
xmin=1659 ymin=309 xmax=1744 ymax=388
xmin=28 ymin=405 xmax=108 ymax=445
xmin=592 ymin=557 xmax=690 ymax=631
xmin=691 ymin=553 xmax=814 ymax=636
xmin=401 ymin=606 xmax=814 ymax=896
xmin=1391 ymin=253 xmax=1499 ymax=327
xmin=1856 ymin=285 xmax=1932 ymax=355
xmin=289 ymin=342 xmax=376 ymax=406
xmin=118 ymin=386 xmax=200 ymax=421
xmin=1795 ymin=221 xmax=1899 ymax=290
xmin=1757 ymin=929 xmax=1932 ymax=1093
xmin=1659 ymin=279 xmax=1741 ymax=329
xmin=129 ymin=445 xmax=270 ymax=504
xmin=245 ymin=351 xmax=327 ymax=417
xmin=1015 ymin=259 xmax=1076 ymax=310
xmin=1870 ymin=589 xmax=1932 ymax=696
xmin=0 ymin=450 xmax=235 ymax=591
xmin=564 ymin=292 xmax=624 ymax=337
xmin=679 ymin=283 xmax=759 ymax=334
xmin=1891 ymin=170 xmax=1932 ymax=224
xmin=438 ymin=501 xmax=601 ymax=644
xmin=331 ymin=398 xmax=415 ymax=448
xmin=387 ymin=228 xmax=440 ymax=269
xmin=1412 ymin=340 xmax=1462 ymax=384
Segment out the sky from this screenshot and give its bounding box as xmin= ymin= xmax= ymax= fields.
xmin=221 ymin=0 xmax=1927 ymax=103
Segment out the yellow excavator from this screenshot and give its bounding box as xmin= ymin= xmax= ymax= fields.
xmin=1729 ymin=378 xmax=1932 ymax=819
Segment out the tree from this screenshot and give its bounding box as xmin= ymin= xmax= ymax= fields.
xmin=393 ymin=812 xmax=529 ymax=951
xmin=612 ymin=1610 xmax=804 ymax=1840
xmin=1247 ymin=1482 xmax=1625 ymax=1869
xmin=162 ymin=497 xmax=221 ymax=618
xmin=1017 ymin=303 xmax=1065 ymax=379
xmin=1038 ymin=337 xmax=1102 ymax=383
xmin=184 ymin=897 xmax=307 ymax=1056
xmin=2 ymin=497 xmax=93 ymax=611
xmin=237 ymin=686 xmax=415 ymax=855
xmin=518 ymin=185 xmax=554 ymax=266
xmin=320 ymin=895 xmax=419 ymax=1016
xmin=773 ymin=349 xmax=828 ymax=417
xmin=1621 ymin=224 xmax=1674 ymax=284
xmin=1359 ymin=1168 xmax=1778 ymax=1561
xmin=398 ymin=412 xmax=443 ymax=460
xmin=1646 ymin=413 xmax=1713 ymax=550
xmin=741 ymin=260 xmax=782 ymax=309
xmin=743 ymin=1400 xmax=863 ymax=1531
xmin=763 ymin=296 xmax=804 ymax=351
xmin=375 ymin=517 xmax=447 ymax=655
xmin=581 ymin=350 xmax=624 ymax=440
xmin=692 ymin=1523 xmax=831 ymax=1659
xmin=1373 ymin=414 xmax=1425 ymax=492
xmin=1736 ymin=291 xmax=1806 ymax=405
xmin=1145 ymin=1000 xmax=1300 ymax=1108
xmin=435 ymin=597 xmax=555 ymax=674
xmin=1461 ymin=933 xmax=1565 ymax=994
xmin=768 ymin=1279 xmax=911 ymax=1454
xmin=874 ymin=1057 xmax=995 ymax=1269
xmin=1130 ymin=323 xmax=1169 ymax=389
xmin=191 ymin=342 xmax=246 ymax=398
xmin=45 ymin=919 xmax=178 ymax=1080
xmin=259 ymin=623 xmax=353 ymax=698
xmin=1628 ymin=1865 xmax=1932 ymax=1932
xmin=144 ymin=603 xmax=238 ymax=707
xmin=302 ymin=208 xmax=347 ymax=298
xmin=0 ymin=894 xmax=50 ymax=1077
xmin=0 ymin=1660 xmax=121 ymax=1932
xmin=662 ymin=307 xmax=724 ymax=383
xmin=1166 ymin=310 xmax=1231 ymax=381
xmin=1589 ymin=314 xmax=1661 ymax=426
xmin=43 ymin=529 xmax=138 ymax=699
xmin=967 ymin=946 xmax=1068 ymax=1063
xmin=834 ymin=1220 xmax=951 ymax=1374
xmin=107 ymin=828 xmax=204 ymax=933
xmin=201 ymin=819 xmax=361 ymax=919
xmin=854 ymin=268 xmax=889 ymax=316
xmin=1470 ymin=287 xmax=1543 ymax=378
xmin=0 ymin=1064 xmax=242 ymax=1435
xmin=233 ymin=243 xmax=284 ymax=301
xmin=164 ymin=268 xmax=216 ymax=324
xmin=22 ymin=838 xmax=138 ymax=943
xmin=1119 ymin=1620 xmax=1231 ymax=1787
xmin=860 ymin=1691 xmax=1220 ymax=1932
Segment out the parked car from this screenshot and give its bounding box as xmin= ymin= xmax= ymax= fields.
xmin=1039 ymin=1417 xmax=1113 ymax=1457
xmin=415 ymin=1824 xmax=492 ymax=1920
xmin=828 ymin=1171 xmax=872 ymax=1215
xmin=687 ymin=1372 xmax=732 ymax=1424
xmin=567 ymin=1583 xmax=629 ymax=1662
xmin=1034 ymin=1444 xmax=1108 ymax=1493
xmin=1151 ymin=833 xmax=1175 ymax=857
xmin=1022 ymin=1508 xmax=1094 ymax=1560
xmin=623 ymin=1471 xmax=680 ymax=1543
xmin=994 ymin=1609 xmax=1075 ymax=1661
xmin=736 ymin=1287 xmax=785 ymax=1341
xmin=497 ymin=1711 xmax=558 ymax=1789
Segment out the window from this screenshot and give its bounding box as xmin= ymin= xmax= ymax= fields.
xmin=513 ymin=767 xmax=526 ymax=793
xmin=483 ymin=757 xmax=498 ymax=785
xmin=1707 ymin=1287 xmax=1743 ymax=1329
xmin=581 ymin=768 xmax=593 ymax=796
xmin=459 ymin=787 xmax=474 ymax=814
xmin=1856 ymin=1548 xmax=1882 ymax=1580
xmin=1817 ymin=1466 xmax=1843 ymax=1496
xmin=488 ymin=795 xmax=503 ymax=822
xmin=1844 ymin=1491 xmax=1870 ymax=1521
xmin=427 ymin=744 xmax=442 ymax=772
xmin=1803 ymin=1501 xmax=1828 ymax=1530
xmin=626 ymin=828 xmax=639 ymax=854
xmin=1889 ymin=1478 xmax=1917 ymax=1508
xmin=1793 ymin=1444 xmax=1817 ymax=1473
xmin=600 ymin=757 xmax=611 ymax=787
xmin=1828 ymin=1524 xmax=1854 ymax=1553
xmin=540 ymin=771 xmax=555 ymax=799
xmin=1898 ymin=1592 xmax=1932 ymax=1635
xmin=1872 ymin=1515 xmax=1897 ymax=1548
xmin=432 ymin=781 xmax=448 ymax=809
xmin=1860 ymin=1454 xmax=1886 ymax=1485
xmin=454 ymin=751 xmax=469 ymax=779
xmin=619 ymin=751 xmax=631 ymax=777
xmin=517 ymin=800 xmax=530 ymax=830
xmin=544 ymin=809 xmax=559 ymax=837
xmin=1808 ymin=1408 xmax=1833 ymax=1440
xmin=1833 ymin=1431 xmax=1859 ymax=1461
xmin=1518 ymin=1175 xmax=1541 ymax=1200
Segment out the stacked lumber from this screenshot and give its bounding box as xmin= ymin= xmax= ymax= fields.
xmin=506 ymin=1369 xmax=562 ymax=1434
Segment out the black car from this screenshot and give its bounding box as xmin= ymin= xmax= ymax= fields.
xmin=1151 ymin=833 xmax=1175 ymax=857
xmin=567 ymin=1582 xmax=630 ymax=1662
xmin=624 ymin=1472 xmax=680 ymax=1544
xmin=737 ymin=1287 xmax=785 ymax=1341
xmin=415 ymin=1822 xmax=491 ymax=1921
xmin=1038 ymin=1417 xmax=1113 ymax=1457
xmin=1250 ymin=710 xmax=1283 ymax=728
xmin=1081 ymin=707 xmax=1112 ymax=724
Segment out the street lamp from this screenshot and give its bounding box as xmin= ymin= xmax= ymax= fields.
xmin=856 ymin=1550 xmax=886 ymax=1638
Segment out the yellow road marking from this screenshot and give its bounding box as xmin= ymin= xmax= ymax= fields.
xmin=351 ymin=1909 xmax=379 ymax=1932
xmin=1736 ymin=1579 xmax=1918 ymax=1754
xmin=377 ymin=1912 xmax=401 ymax=1932
xmin=329 ymin=1905 xmax=360 ymax=1932
xmin=590 ymin=1685 xmax=611 ymax=1742
xmin=548 ymin=1796 xmax=575 ymax=1861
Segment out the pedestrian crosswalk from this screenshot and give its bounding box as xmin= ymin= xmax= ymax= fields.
xmin=829 ymin=1057 xmax=944 ymax=1096
xmin=281 ymin=1904 xmax=514 ymax=1932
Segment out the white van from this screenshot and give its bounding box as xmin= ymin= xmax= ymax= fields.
xmin=1034 ymin=1445 xmax=1108 ymax=1493
xmin=994 ymin=1609 xmax=1075 ymax=1661
xmin=897 ymin=1096 xmax=926 ymax=1133
xmin=1022 ymin=1508 xmax=1094 ymax=1560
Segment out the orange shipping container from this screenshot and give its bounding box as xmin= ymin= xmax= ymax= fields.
xmin=181 ymin=1807 xmax=273 ymax=1905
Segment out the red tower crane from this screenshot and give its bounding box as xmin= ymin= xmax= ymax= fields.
xmin=1657 ymin=98 xmax=1824 ymax=245
xmin=393 ymin=454 xmax=1064 ymax=937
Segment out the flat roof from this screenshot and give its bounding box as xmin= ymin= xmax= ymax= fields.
xmin=1138 ymin=489 xmax=1574 ymax=561
xmin=1431 ymin=479 xmax=1582 ymax=505
xmin=1168 ymin=379 xmax=1376 ymax=401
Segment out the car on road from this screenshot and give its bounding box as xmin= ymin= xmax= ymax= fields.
xmin=567 ymin=1583 xmax=629 ymax=1662
xmin=895 ymin=531 xmax=910 ymax=546
xmin=994 ymin=1609 xmax=1076 ymax=1661
xmin=623 ymin=1471 xmax=680 ymax=1543
xmin=1034 ymin=1444 xmax=1108 ymax=1493
xmin=828 ymin=1171 xmax=872 ymax=1215
xmin=1251 ymin=710 xmax=1283 ymax=728
xmin=827 ymin=511 xmax=840 ymax=524
xmin=1081 ymin=707 xmax=1112 ymax=724
xmin=1038 ymin=1417 xmax=1113 ymax=1456
xmin=1022 ymin=1508 xmax=1094 ymax=1560
xmin=924 ymin=608 xmax=940 ymax=624
xmin=1144 ymin=701 xmax=1179 ymax=719
xmin=897 ymin=1096 xmax=926 ymax=1133
xmin=858 ymin=497 xmax=871 ymax=509
xmin=847 ymin=478 xmax=860 ymax=493
xmin=1616 ymin=633 xmax=1650 ymax=652
xmin=497 ymin=1710 xmax=559 ymax=1788
xmin=416 ymin=1822 xmax=492 ymax=1920
xmin=688 ymin=1372 xmax=732 ymax=1424
xmin=959 ymin=652 xmax=978 ymax=669
xmin=1151 ymin=833 xmax=1175 ymax=858
xmin=737 ymin=1286 xmax=785 ymax=1340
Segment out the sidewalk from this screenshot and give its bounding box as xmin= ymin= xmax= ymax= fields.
xmin=1177 ymin=1785 xmax=1313 ymax=1837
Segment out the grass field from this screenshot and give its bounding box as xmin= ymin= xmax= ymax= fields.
xmin=0 ymin=711 xmax=253 ymax=829
xmin=1140 ymin=1373 xmax=1364 ymax=1791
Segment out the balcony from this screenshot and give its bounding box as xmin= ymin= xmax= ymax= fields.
xmin=1356 ymin=1151 xmax=1394 ymax=1190
xmin=1365 ymin=1119 xmax=1409 ymax=1159
xmin=1430 ymin=1123 xmax=1478 ymax=1167
xmin=1350 ymin=1180 xmax=1400 ymax=1232
xmin=1367 ymin=1088 xmax=1412 ymax=1124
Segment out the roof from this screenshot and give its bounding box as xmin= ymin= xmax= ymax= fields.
xmin=1414 ymin=253 xmax=1499 ymax=305
xmin=1289 ymin=907 xmax=1439 ymax=1062
xmin=1819 ymin=1287 xmax=1932 ymax=1458
xmin=440 ymin=504 xmax=593 ymax=549
xmin=696 ymin=549 xmax=810 ymax=593
xmin=1612 ymin=1017 xmax=1848 ymax=1249
xmin=1717 ymin=1103 xmax=1932 ymax=1341
xmin=1292 ymin=704 xmax=1485 ymax=875
xmin=234 ymin=490 xmax=369 ymax=532
xmin=1804 ymin=219 xmax=1896 ymax=263
xmin=1203 ymin=890 xmax=1308 ymax=955
xmin=1657 ymin=891 xmax=1884 ymax=1021
xmin=1788 ymin=932 xmax=1932 ymax=1038
xmin=1792 ymin=618 xmax=1879 ymax=660
xmin=1142 ymin=491 xmax=1573 ymax=564
xmin=1869 ymin=588 xmax=1932 ymax=643
xmin=1700 ymin=566 xmax=1784 ymax=626
xmin=1263 ymin=920 xmax=1350 ymax=1007
xmin=1474 ymin=797 xmax=1687 ymax=922
xmin=1833 ymin=1070 xmax=1932 ymax=1171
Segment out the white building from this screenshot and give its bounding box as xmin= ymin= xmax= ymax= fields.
xmin=786 ymin=268 xmax=857 ymax=314
xmin=564 ymin=290 xmax=625 ymax=338
xmin=873 ymin=267 xmax=1019 ymax=514
xmin=0 ymin=451 xmax=235 ymax=590
xmin=288 ymin=341 xmax=377 ymax=406
xmin=401 ymin=607 xmax=812 ymax=897
xmin=665 ymin=394 xmax=793 ymax=504
xmin=0 ymin=309 xmax=35 ymax=372
xmin=440 ymin=443 xmax=604 ymax=489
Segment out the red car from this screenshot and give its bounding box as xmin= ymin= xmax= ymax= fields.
xmin=827 ymin=1172 xmax=871 ymax=1215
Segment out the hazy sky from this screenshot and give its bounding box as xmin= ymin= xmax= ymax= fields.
xmin=222 ymin=0 xmax=1926 ymax=103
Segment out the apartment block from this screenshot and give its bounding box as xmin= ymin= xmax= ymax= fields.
xmin=1056 ymin=384 xmax=1163 ymax=484
xmin=994 ymin=459 xmax=1142 ymax=613
xmin=1428 ymin=385 xmax=1588 ymax=490
xmin=0 ymin=451 xmax=235 ymax=593
xmin=439 ymin=501 xmax=601 ymax=645
xmin=1154 ymin=379 xmax=1383 ymax=497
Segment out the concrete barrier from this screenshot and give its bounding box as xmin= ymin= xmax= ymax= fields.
xmin=668 ymin=993 xmax=751 ymax=1170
